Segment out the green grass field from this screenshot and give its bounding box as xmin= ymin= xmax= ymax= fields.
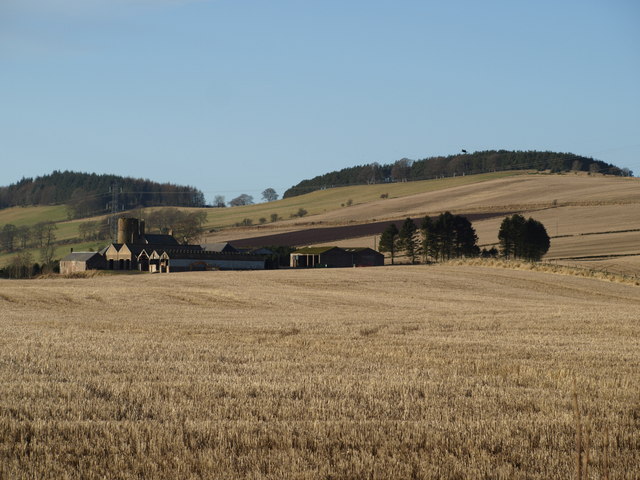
xmin=0 ymin=205 xmax=69 ymax=227
xmin=192 ymin=170 xmax=525 ymax=230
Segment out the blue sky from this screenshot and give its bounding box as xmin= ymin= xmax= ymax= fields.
xmin=1 ymin=0 xmax=639 ymax=204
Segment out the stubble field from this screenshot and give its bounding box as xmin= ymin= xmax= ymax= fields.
xmin=1 ymin=266 xmax=639 ymax=479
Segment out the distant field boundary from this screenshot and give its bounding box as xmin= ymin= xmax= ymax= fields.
xmin=447 ymin=258 xmax=640 ymax=287
xmin=551 ymin=228 xmax=640 ymax=239
xmin=553 ymin=253 xmax=640 ymax=261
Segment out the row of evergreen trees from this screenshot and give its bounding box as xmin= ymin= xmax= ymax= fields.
xmin=283 ymin=150 xmax=631 ymax=198
xmin=0 ymin=171 xmax=206 ymax=217
xmin=379 ymin=213 xmax=550 ymax=263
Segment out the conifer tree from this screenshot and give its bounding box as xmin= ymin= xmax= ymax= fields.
xmin=421 ymin=216 xmax=436 ymax=262
xmin=379 ymin=223 xmax=399 ymax=265
xmin=399 ymin=218 xmax=420 ymax=264
xmin=422 ymin=212 xmax=479 ymax=262
xmin=498 ymin=214 xmax=550 ymax=261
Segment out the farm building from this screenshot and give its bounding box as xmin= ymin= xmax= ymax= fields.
xmin=62 ymin=217 xmax=268 ymax=274
xmin=290 ymin=246 xmax=384 ymax=268
xmin=60 ymin=251 xmax=106 ymax=275
xmin=201 ymin=242 xmax=238 ymax=253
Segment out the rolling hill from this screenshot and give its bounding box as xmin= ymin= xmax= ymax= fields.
xmin=1 ymin=170 xmax=639 ymax=275
xmin=283 ymin=149 xmax=631 ymax=198
xmin=202 ymin=172 xmax=640 ymax=275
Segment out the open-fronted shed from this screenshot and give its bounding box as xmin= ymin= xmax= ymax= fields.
xmin=290 ymin=246 xmax=383 ymax=268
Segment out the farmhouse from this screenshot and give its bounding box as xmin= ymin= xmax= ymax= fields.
xmin=290 ymin=246 xmax=384 ymax=268
xmin=62 ymin=217 xmax=268 ymax=274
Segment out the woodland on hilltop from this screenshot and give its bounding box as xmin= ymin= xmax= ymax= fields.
xmin=0 ymin=171 xmax=205 ymax=218
xmin=283 ymin=150 xmax=632 ymax=198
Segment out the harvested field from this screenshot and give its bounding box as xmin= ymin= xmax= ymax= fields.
xmin=200 ymin=173 xmax=640 ymax=244
xmin=201 ymin=174 xmax=640 ymax=276
xmin=274 ymin=173 xmax=640 ymax=226
xmin=1 ymin=266 xmax=639 ymax=479
xmin=555 ymin=255 xmax=640 ymax=277
xmin=547 ymin=231 xmax=640 ymax=259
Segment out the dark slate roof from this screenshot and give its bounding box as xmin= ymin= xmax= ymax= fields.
xmin=142 ymin=234 xmax=179 ymax=246
xmin=291 ymin=246 xmax=340 ymax=255
xmin=131 ymin=243 xmax=203 ymax=255
xmin=201 ymin=242 xmax=238 ymax=253
xmin=343 ymin=247 xmax=380 ymax=253
xmin=154 ymin=249 xmax=263 ymax=261
xmin=61 ymin=252 xmax=101 ymax=262
xmin=246 ymin=247 xmax=273 ymax=255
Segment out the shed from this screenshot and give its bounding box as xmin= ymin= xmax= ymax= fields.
xmin=170 ymin=249 xmax=266 ymax=272
xmin=343 ymin=248 xmax=385 ymax=267
xmin=291 ymin=246 xmax=385 ymax=268
xmin=60 ymin=252 xmax=106 ymax=275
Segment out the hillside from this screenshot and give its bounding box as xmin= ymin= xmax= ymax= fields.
xmin=283 ymin=150 xmax=632 ymax=198
xmin=0 ymin=171 xmax=523 ymax=269
xmin=0 ymin=170 xmax=205 ymax=217
xmin=203 ymin=172 xmax=640 ymax=275
xmin=1 ymin=171 xmax=639 ymax=275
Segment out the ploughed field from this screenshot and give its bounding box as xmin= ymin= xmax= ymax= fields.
xmin=1 ymin=266 xmax=639 ymax=479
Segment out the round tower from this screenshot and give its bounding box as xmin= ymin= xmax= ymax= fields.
xmin=117 ymin=217 xmax=139 ymax=244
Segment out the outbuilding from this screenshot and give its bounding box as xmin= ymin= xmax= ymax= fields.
xmin=60 ymin=251 xmax=107 ymax=275
xmin=290 ymin=246 xmax=384 ymax=268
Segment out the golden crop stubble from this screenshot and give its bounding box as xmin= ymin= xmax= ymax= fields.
xmin=0 ymin=266 xmax=639 ymax=479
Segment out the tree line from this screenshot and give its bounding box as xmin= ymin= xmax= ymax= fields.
xmin=0 ymin=171 xmax=206 ymax=218
xmin=0 ymin=221 xmax=58 ymax=278
xmin=1 ymin=222 xmax=58 ymax=255
xmin=283 ymin=150 xmax=632 ymax=198
xmin=210 ymin=188 xmax=279 ymax=208
xmin=379 ymin=213 xmax=550 ymax=264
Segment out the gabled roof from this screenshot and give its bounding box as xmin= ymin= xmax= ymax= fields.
xmin=61 ymin=251 xmax=101 ymax=262
xmin=291 ymin=246 xmax=340 ymax=255
xmin=119 ymin=244 xmax=132 ymax=255
xmin=103 ymin=243 xmax=122 ymax=254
